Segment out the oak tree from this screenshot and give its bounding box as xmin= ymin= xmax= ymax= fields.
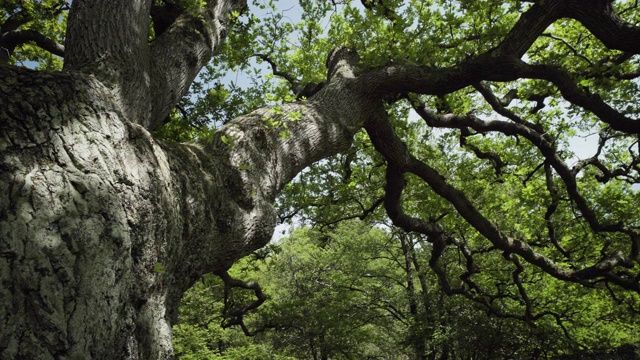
xmin=2 ymin=0 xmax=640 ymax=359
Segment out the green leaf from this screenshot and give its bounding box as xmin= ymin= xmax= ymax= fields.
xmin=153 ymin=262 xmax=166 ymax=273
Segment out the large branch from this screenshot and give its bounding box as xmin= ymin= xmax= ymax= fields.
xmin=228 ymin=0 xmax=640 ymax=294
xmin=347 ymin=0 xmax=640 ymax=294
xmin=0 ymin=8 xmax=32 ymax=34
xmin=365 ymin=112 xmax=568 ymax=281
xmin=354 ymin=0 xmax=564 ymax=97
xmin=63 ymin=0 xmax=247 ymax=129
xmin=63 ymin=0 xmax=154 ymax=125
xmin=208 ymin=48 xmax=367 ymax=202
xmin=365 ymin=104 xmax=639 ymax=291
xmin=149 ymin=0 xmax=248 ymax=129
xmin=562 ymin=0 xmax=640 ymax=54
xmin=0 ymin=29 xmax=65 ymax=64
xmin=123 ymin=47 xmax=368 ymax=288
xmin=0 ymin=1 xmax=68 ymax=64
xmin=140 ymin=48 xmax=376 ymax=314
xmin=64 ymin=0 xmax=150 ymax=71
xmin=354 ymin=0 xmax=640 ymax=136
xmin=515 ymin=60 xmax=640 ymax=134
xmin=411 ymin=106 xmax=626 ymax=235
xmin=225 ymin=1 xmax=639 ymax=292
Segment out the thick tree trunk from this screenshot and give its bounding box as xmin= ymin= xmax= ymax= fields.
xmin=0 ymin=1 xmax=278 ymax=357
xmin=0 ymin=67 xmax=182 ymax=359
xmin=0 ymin=43 xmax=368 ymax=358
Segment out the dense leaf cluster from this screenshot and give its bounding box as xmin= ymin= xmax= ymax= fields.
xmin=175 ymin=222 xmax=639 ymax=358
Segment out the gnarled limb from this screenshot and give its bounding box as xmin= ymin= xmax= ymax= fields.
xmin=563 ymin=0 xmax=640 ymax=54
xmin=149 ymin=0 xmax=248 ymax=129
xmin=366 ymin=102 xmax=640 ymax=291
xmin=216 ymin=270 xmax=267 ymax=336
xmin=0 ymin=29 xmax=64 ymax=64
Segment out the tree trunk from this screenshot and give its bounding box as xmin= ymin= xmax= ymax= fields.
xmin=0 ymin=67 xmax=184 ymax=359
xmin=0 ymin=0 xmax=371 ymax=356
xmin=400 ymin=233 xmax=428 ymax=360
xmin=0 ymin=41 xmax=369 ymax=358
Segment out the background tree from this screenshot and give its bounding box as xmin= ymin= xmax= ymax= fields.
xmin=175 ymin=222 xmax=639 ymax=359
xmin=2 ymin=0 xmax=640 ymax=359
xmin=174 ymin=223 xmax=416 ymax=359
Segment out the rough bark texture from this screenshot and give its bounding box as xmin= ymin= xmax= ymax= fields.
xmin=0 ymin=1 xmax=256 ymax=357
xmin=0 ymin=45 xmax=368 ymax=360
xmin=0 ymin=67 xmax=176 ymax=359
xmin=0 ymin=2 xmax=370 ymax=357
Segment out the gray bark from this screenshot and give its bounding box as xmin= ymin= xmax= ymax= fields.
xmin=0 ymin=66 xmax=180 ymax=359
xmin=0 ymin=43 xmax=368 ymax=359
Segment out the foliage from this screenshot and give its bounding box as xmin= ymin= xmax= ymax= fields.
xmin=170 ymin=0 xmax=640 ymax=356
xmin=1 ymin=0 xmax=67 ymax=69
xmin=159 ymin=1 xmax=640 ymax=358
xmin=175 ymin=221 xmax=640 ymax=358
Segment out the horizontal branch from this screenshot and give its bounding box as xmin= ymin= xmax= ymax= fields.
xmin=365 ymin=102 xmax=640 ymax=291
xmin=0 ymin=29 xmax=65 ymax=64
xmin=515 ymin=60 xmax=640 ymax=134
xmin=563 ymin=0 xmax=640 ymax=54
